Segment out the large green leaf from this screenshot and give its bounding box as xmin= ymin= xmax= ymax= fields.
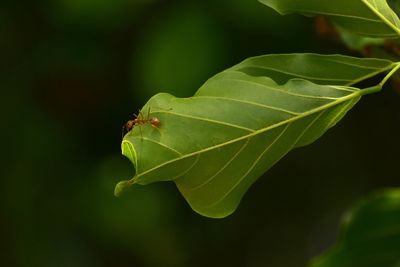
xmin=259 ymin=0 xmax=400 ymax=38
xmin=115 ymin=54 xmax=395 ymax=218
xmin=310 ymin=188 xmax=400 ymax=267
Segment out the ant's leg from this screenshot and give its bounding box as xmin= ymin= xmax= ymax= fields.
xmin=147 ymin=107 xmax=151 ymax=120
xmin=139 ymin=125 xmax=143 ymax=140
xmin=138 ymin=109 xmax=145 ymax=120
xmin=152 ymin=125 xmax=162 ymax=135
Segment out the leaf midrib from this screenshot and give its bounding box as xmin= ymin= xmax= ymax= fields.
xmin=217 ymin=76 xmax=354 ymax=98
xmin=230 ymin=66 xmax=355 ymax=83
xmin=193 ymin=96 xmax=301 ymax=115
xmin=276 ymin=8 xmax=383 ymax=22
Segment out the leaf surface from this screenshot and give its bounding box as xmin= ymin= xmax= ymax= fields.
xmin=259 ymin=0 xmax=400 ymax=38
xmin=310 ymin=189 xmax=400 ymax=267
xmin=116 ymin=54 xmax=394 ymax=218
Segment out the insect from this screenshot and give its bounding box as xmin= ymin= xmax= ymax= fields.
xmin=122 ymin=108 xmax=161 ymax=138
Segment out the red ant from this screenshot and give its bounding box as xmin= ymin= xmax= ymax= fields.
xmin=122 ymin=107 xmax=160 ymax=138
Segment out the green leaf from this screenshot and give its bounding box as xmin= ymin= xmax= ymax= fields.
xmin=310 ymin=188 xmax=400 ymax=267
xmin=116 ymin=54 xmax=395 ymax=218
xmin=259 ymin=0 xmax=400 ymax=38
xmin=362 ymin=0 xmax=400 ymax=35
xmin=226 ymin=53 xmax=393 ymax=86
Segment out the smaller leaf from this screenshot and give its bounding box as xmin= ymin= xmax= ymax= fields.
xmin=227 ymin=53 xmax=394 ymax=86
xmin=310 ymin=189 xmax=400 ymax=267
xmin=259 ymin=0 xmax=400 ymax=38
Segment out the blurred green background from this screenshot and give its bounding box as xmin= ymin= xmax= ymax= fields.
xmin=1 ymin=0 xmax=400 ymax=266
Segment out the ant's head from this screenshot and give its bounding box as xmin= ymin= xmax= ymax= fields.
xmin=150 ymin=117 xmax=160 ymax=127
xmin=125 ymin=120 xmax=135 ymax=130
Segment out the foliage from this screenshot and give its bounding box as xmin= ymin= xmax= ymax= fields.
xmin=115 ymin=0 xmax=400 ymax=265
xmin=117 ymin=0 xmax=400 ymax=221
xmin=259 ymin=0 xmax=400 ymax=37
xmin=310 ymin=188 xmax=400 ymax=267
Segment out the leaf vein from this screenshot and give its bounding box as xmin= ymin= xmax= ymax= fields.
xmin=171 ymin=154 xmax=201 ymax=181
xmin=223 ymin=77 xmax=344 ymax=100
xmin=207 ymin=109 xmax=326 ymax=208
xmin=345 ymin=63 xmax=396 ymax=86
xmin=285 ymin=9 xmax=383 ymax=22
xmin=153 ymin=111 xmax=256 ymax=132
xmin=321 ymin=59 xmax=385 ymax=70
xmin=205 ymin=123 xmax=291 ymax=208
xmin=230 ymin=66 xmax=354 ymax=83
xmin=191 ymin=96 xmax=300 ymax=115
xmin=130 ymin=136 xmax=183 ymax=156
xmin=292 ymin=110 xmax=327 ymax=149
xmin=184 ymin=137 xmax=251 ymax=191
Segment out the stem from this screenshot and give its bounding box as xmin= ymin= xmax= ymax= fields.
xmin=379 ymin=62 xmax=400 ymax=87
xmin=360 ymin=63 xmax=400 ymax=96
xmin=360 ymin=85 xmax=382 ymax=96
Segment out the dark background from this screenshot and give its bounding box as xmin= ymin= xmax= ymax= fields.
xmin=1 ymin=0 xmax=400 ymax=266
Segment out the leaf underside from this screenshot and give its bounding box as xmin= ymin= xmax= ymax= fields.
xmin=116 ymin=54 xmax=394 ymax=218
xmin=259 ymin=0 xmax=400 ymax=38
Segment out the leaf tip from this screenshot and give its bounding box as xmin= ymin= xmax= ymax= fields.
xmin=114 ymin=180 xmax=132 ymax=197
